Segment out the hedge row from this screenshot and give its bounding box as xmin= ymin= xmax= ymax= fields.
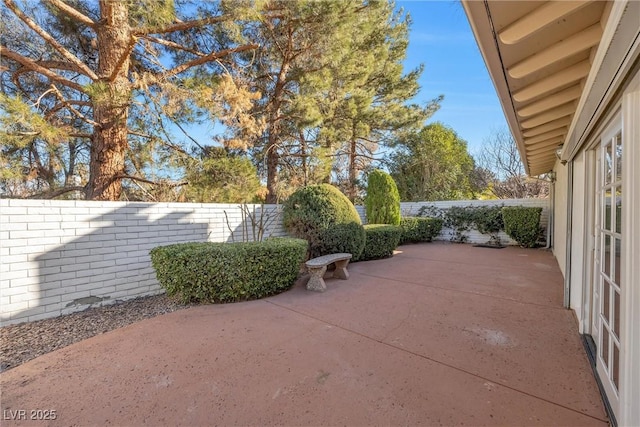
xmin=357 ymin=224 xmax=403 ymax=261
xmin=502 ymin=207 xmax=542 ymax=248
xmin=150 ymin=238 xmax=308 ymax=303
xmin=399 ymin=217 xmax=443 ymax=244
xmin=317 ymin=222 xmax=366 ymax=261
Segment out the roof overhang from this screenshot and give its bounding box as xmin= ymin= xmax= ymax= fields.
xmin=461 ymin=0 xmax=619 ymax=176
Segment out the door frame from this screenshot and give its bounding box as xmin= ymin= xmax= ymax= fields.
xmin=593 ymin=118 xmax=622 ymax=418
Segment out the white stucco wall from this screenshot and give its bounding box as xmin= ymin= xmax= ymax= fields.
xmin=0 ymin=200 xmax=286 ymax=325
xmin=553 ymin=162 xmax=569 ymax=278
xmin=569 ymin=152 xmax=588 ymax=320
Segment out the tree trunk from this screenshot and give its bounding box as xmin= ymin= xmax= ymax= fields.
xmin=299 ymin=130 xmax=308 ymax=186
xmin=265 ymin=61 xmax=289 ymax=204
xmin=87 ymin=1 xmax=131 ymax=200
xmin=265 ymin=130 xmax=279 ymax=204
xmin=347 ymin=132 xmax=357 ymax=201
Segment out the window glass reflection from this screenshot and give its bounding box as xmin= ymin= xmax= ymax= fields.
xmin=605 ymin=142 xmax=612 ymax=184
xmin=615 ymin=133 xmax=622 ymax=182
xmin=604 ymin=191 xmax=612 ymax=231
xmin=613 ymin=344 xmax=619 ymax=390
xmin=604 ymin=235 xmax=611 ymax=277
xmin=615 ymin=185 xmax=622 ymax=234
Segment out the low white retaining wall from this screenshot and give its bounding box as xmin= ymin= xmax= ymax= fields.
xmin=1 ymin=197 xmax=548 ymax=325
xmin=0 ymin=200 xmax=285 ymax=325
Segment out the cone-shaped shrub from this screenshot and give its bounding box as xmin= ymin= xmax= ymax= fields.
xmin=283 ymin=184 xmax=365 ymax=258
xmin=365 ymin=169 xmax=400 ymax=225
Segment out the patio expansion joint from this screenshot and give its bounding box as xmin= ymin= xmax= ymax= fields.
xmin=264 ymin=299 xmax=608 ymax=424
xmin=358 ymin=271 xmax=565 ymax=312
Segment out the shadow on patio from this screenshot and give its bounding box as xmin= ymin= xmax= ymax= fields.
xmin=0 ymin=242 xmax=607 ymax=426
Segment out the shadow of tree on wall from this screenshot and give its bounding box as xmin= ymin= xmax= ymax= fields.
xmin=17 ymin=205 xmax=210 ymax=324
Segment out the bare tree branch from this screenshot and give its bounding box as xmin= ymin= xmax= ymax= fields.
xmin=45 ymin=100 xmax=92 ymax=119
xmin=477 ymin=128 xmax=549 ymax=198
xmin=171 ymin=119 xmax=205 ymax=152
xmin=141 ymin=35 xmax=205 ymax=57
xmin=161 ymin=44 xmax=258 ymax=79
xmin=45 ymin=0 xmax=96 ymax=28
xmin=27 ymin=185 xmax=86 ymax=199
xmin=127 ymin=130 xmax=151 ymax=138
xmin=1 ymin=47 xmax=87 ymax=93
xmin=4 ymin=0 xmax=98 ymax=80
xmin=50 ymin=84 xmax=98 ymax=126
xmin=117 ymin=173 xmax=187 ymax=188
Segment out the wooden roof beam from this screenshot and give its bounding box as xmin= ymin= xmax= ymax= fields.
xmin=523 ymin=128 xmax=566 ymax=146
xmin=499 ymin=1 xmax=592 ymax=45
xmin=520 ymin=104 xmax=575 ymax=129
xmin=513 ymin=60 xmax=591 ymax=103
xmin=527 ymin=149 xmax=560 ymax=161
xmin=508 ymin=24 xmax=602 ymax=79
xmin=528 ymin=160 xmax=556 ymax=170
xmin=529 ymin=158 xmax=556 ymax=170
xmin=522 ymin=118 xmax=571 ymax=138
xmin=526 ymin=138 xmax=566 ymax=156
xmin=518 ymin=85 xmax=583 ymax=118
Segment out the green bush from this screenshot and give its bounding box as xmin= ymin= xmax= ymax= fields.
xmin=318 ymin=222 xmax=366 ymax=258
xmin=443 ymin=205 xmax=475 ymax=243
xmin=502 ymin=206 xmax=542 ymax=248
xmin=399 ymin=217 xmax=443 ymax=244
xmin=472 ymin=205 xmax=504 ymax=245
xmin=472 ymin=206 xmax=504 ymax=235
xmin=283 ymin=184 xmax=364 ymax=259
xmin=365 ymin=169 xmax=401 ymax=225
xmin=149 ymin=238 xmax=308 ymax=303
xmin=358 ymin=224 xmax=402 ymax=261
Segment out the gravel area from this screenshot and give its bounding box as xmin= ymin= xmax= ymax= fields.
xmin=0 ymin=294 xmax=195 ymax=372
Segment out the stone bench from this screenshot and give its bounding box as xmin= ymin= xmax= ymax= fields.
xmin=305 ymin=253 xmax=352 ymax=292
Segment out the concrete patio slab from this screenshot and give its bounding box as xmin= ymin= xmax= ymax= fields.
xmin=0 ymin=242 xmax=607 ymax=426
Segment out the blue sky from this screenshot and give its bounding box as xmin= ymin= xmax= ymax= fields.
xmin=398 ymin=0 xmax=508 ymax=155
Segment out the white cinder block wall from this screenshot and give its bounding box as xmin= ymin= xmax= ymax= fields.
xmin=1 ymin=198 xmax=547 ymax=325
xmin=398 ymin=199 xmax=550 ymax=245
xmin=0 ymin=200 xmax=285 ymax=325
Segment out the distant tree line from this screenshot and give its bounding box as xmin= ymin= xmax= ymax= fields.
xmin=0 ymin=0 xmax=545 ymax=202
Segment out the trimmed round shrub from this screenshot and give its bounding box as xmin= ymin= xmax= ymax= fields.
xmin=399 ymin=216 xmax=443 ymax=244
xmin=283 ymin=184 xmax=365 ymax=258
xmin=502 ymin=206 xmax=542 ymax=248
xmin=365 ymin=170 xmax=401 ymax=225
xmin=149 ymin=238 xmax=308 ymax=303
xmin=358 ymin=224 xmax=402 ymax=261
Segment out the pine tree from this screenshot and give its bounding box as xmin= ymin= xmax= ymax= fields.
xmin=237 ymin=0 xmax=368 ymax=203
xmin=319 ymin=2 xmax=441 ymax=201
xmin=1 ymin=0 xmax=262 ymax=200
